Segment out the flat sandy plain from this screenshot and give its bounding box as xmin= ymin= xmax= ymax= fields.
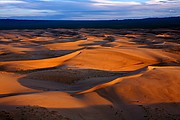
xmin=0 ymin=28 xmax=180 ymax=120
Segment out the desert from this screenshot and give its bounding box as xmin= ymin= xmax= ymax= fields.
xmin=0 ymin=28 xmax=180 ymax=120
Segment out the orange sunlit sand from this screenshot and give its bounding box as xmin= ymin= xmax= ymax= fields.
xmin=0 ymin=29 xmax=180 ymax=120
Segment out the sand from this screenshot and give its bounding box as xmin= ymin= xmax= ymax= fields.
xmin=0 ymin=28 xmax=180 ymax=120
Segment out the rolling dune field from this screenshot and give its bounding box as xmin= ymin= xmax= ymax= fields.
xmin=0 ymin=28 xmax=180 ymax=120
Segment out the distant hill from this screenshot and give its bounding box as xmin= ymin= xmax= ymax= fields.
xmin=0 ymin=17 xmax=180 ymax=30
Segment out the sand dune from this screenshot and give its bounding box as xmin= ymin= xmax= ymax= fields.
xmin=44 ymin=40 xmax=86 ymax=50
xmin=62 ymin=47 xmax=179 ymax=71
xmin=0 ymin=29 xmax=180 ymax=120
xmin=0 ymin=51 xmax=81 ymax=72
xmin=0 ymin=72 xmax=38 ymax=95
xmin=109 ymin=67 xmax=180 ymax=104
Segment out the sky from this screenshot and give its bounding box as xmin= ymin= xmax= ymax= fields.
xmin=0 ymin=0 xmax=179 ymax=20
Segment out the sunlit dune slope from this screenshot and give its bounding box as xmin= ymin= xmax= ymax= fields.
xmin=0 ymin=72 xmax=39 ymax=95
xmin=0 ymin=51 xmax=80 ymax=72
xmin=96 ymin=67 xmax=180 ymax=105
xmin=63 ymin=47 xmax=179 ymax=71
xmin=44 ymin=40 xmax=86 ymax=50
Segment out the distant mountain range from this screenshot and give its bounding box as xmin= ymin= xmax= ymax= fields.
xmin=0 ymin=17 xmax=180 ymax=30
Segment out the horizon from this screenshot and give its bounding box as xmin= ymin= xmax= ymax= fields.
xmin=0 ymin=16 xmax=180 ymax=21
xmin=0 ymin=0 xmax=180 ymax=20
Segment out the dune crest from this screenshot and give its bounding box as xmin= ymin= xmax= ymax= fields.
xmin=0 ymin=51 xmax=81 ymax=72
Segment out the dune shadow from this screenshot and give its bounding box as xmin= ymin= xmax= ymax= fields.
xmin=95 ymin=87 xmax=180 ymax=120
xmin=18 ymin=66 xmax=148 ymax=93
xmin=18 ymin=68 xmax=121 ymax=92
xmin=0 ymin=102 xmax=179 ymax=120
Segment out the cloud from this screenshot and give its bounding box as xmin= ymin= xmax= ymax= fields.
xmin=91 ymin=0 xmax=141 ymax=6
xmin=61 ymin=8 xmax=180 ymax=20
xmin=38 ymin=0 xmax=57 ymax=1
xmin=0 ymin=0 xmax=27 ymax=4
xmin=0 ymin=6 xmax=57 ymax=17
xmin=146 ymin=0 xmax=178 ymax=4
xmin=0 ymin=0 xmax=179 ymax=20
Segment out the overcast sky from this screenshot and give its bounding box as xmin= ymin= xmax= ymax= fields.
xmin=0 ymin=0 xmax=179 ymax=20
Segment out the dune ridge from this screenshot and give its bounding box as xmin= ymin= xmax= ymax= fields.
xmin=0 ymin=51 xmax=81 ymax=72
